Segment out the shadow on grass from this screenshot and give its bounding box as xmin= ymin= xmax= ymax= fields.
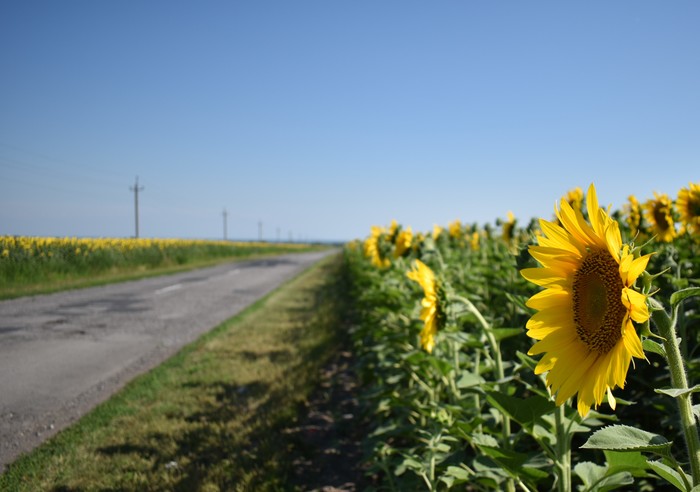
xmin=91 ymin=373 xmax=307 ymax=491
xmin=61 ymin=255 xmax=355 ymax=492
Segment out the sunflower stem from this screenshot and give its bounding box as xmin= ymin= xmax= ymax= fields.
xmin=450 ymin=293 xmax=514 ymax=492
xmin=554 ymin=403 xmax=572 ymax=492
xmin=652 ymin=306 xmax=700 ymax=486
xmin=473 ymin=349 xmax=483 ymax=433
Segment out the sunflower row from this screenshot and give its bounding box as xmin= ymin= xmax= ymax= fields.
xmin=346 ymin=182 xmax=699 ymax=490
xmin=0 ymin=235 xmax=311 ymax=286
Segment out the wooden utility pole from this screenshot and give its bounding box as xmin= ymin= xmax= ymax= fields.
xmin=223 ymin=208 xmax=228 ymax=241
xmin=130 ymin=177 xmax=144 ymax=238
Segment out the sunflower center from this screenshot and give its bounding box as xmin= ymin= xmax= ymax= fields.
xmin=653 ymin=204 xmax=670 ymax=231
xmin=690 ymin=197 xmax=700 ymax=217
xmin=573 ymin=250 xmax=625 ymax=354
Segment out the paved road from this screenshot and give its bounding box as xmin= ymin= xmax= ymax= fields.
xmin=0 ymin=249 xmax=337 ymax=472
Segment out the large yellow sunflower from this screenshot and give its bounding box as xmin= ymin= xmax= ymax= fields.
xmin=521 ymin=184 xmax=652 ymax=417
xmin=677 ymin=182 xmax=700 ymax=236
xmin=644 ymin=192 xmax=676 ymax=242
xmin=407 ymin=259 xmax=444 ymax=353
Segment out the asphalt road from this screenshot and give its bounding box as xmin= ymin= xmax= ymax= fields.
xmin=0 ymin=249 xmax=337 ymax=472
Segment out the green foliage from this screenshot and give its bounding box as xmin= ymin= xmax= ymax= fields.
xmin=345 ymin=215 xmax=700 ymax=491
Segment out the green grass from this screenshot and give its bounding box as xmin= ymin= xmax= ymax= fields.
xmin=0 ymin=252 xmax=350 ymax=491
xmin=0 ymin=244 xmax=328 ymax=300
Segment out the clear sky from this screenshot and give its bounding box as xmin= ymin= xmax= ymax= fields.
xmin=1 ymin=1 xmax=698 ymax=243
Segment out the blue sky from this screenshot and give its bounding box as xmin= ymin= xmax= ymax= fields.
xmin=1 ymin=1 xmax=698 ymax=242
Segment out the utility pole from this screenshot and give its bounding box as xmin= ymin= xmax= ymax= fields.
xmin=129 ymin=176 xmax=144 ymax=238
xmin=258 ymin=220 xmax=263 ymax=241
xmin=222 ymin=208 xmax=228 ymax=241
xmin=276 ymin=227 xmax=280 ymax=242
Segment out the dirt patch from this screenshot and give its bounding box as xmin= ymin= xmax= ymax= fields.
xmin=284 ymin=349 xmax=370 ymax=491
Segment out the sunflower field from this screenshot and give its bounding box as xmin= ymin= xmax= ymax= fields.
xmin=0 ymin=236 xmax=314 ymax=297
xmin=346 ymin=182 xmax=700 ymax=491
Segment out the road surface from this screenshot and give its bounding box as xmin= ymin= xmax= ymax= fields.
xmin=0 ymin=249 xmax=337 ymax=472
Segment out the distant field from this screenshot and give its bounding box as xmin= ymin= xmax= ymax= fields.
xmin=0 ymin=235 xmax=327 ymax=299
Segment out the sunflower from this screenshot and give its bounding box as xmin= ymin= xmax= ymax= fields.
xmin=407 ymin=259 xmax=445 ymax=353
xmin=413 ymin=232 xmax=425 ymax=253
xmin=521 ymin=184 xmax=652 ymax=417
xmin=448 ymin=220 xmax=462 ymax=239
xmin=394 ymin=227 xmax=413 ymax=258
xmin=502 ymin=211 xmax=516 ymax=242
xmin=470 ymin=231 xmax=480 ymax=251
xmin=677 ymin=182 xmax=700 ymax=236
xmin=387 ymin=219 xmax=399 ymax=242
xmin=364 ymin=226 xmax=390 ymax=269
xmin=565 ymin=187 xmax=584 ymax=212
xmin=624 ymin=194 xmax=643 ymax=238
xmin=644 ymin=192 xmax=676 ymax=242
xmin=433 ymin=224 xmax=444 ymax=240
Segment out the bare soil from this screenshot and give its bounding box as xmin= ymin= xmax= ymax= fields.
xmin=284 ymin=348 xmax=371 ymax=492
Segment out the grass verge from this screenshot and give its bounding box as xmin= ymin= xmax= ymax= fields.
xmin=0 ymin=252 xmax=349 ymax=491
xmin=0 ymin=245 xmax=328 ymax=300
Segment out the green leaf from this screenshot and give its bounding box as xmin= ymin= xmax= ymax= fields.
xmin=574 ymin=461 xmax=606 ymax=488
xmin=643 ymin=338 xmax=666 ymax=358
xmin=485 ymin=391 xmax=556 ymax=429
xmin=575 ymin=460 xmax=636 ymax=491
xmin=655 ymin=385 xmax=700 ymax=398
xmin=603 ymin=450 xmax=649 ymax=478
xmin=646 ymin=460 xmax=690 ymax=491
xmin=490 ymin=327 xmax=523 ymax=342
xmin=693 ymin=404 xmax=700 ymax=423
xmin=456 ymin=370 xmax=485 ymax=388
xmin=443 ymin=465 xmax=471 ymax=481
xmin=427 ymin=356 xmax=453 ymax=376
xmin=395 ymin=456 xmax=423 ymax=476
xmin=474 ymin=442 xmax=548 ymax=481
xmin=471 ymin=432 xmax=499 ymax=448
xmin=581 ymin=425 xmax=672 ymax=456
xmin=402 ymin=351 xmax=427 ymax=365
xmin=670 ymin=287 xmax=700 ymax=308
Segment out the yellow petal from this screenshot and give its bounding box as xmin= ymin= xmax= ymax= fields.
xmin=604 ymin=221 xmax=622 ymax=261
xmin=533 ymin=351 xmax=558 ymax=374
xmin=621 ymin=288 xmax=650 ymax=323
xmin=526 ymin=288 xmax=571 ymax=311
xmin=553 ymin=351 xmax=598 ymax=405
xmin=587 ymin=183 xmax=603 ymax=235
xmin=557 ymin=198 xmax=596 ymax=247
xmin=621 ymin=318 xmax=645 ymax=359
xmin=624 ymin=253 xmax=652 ymax=286
xmin=528 ymin=328 xmax=579 ymax=355
xmin=539 ymin=219 xmax=583 ymax=255
xmin=520 ymin=268 xmax=567 ymax=288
